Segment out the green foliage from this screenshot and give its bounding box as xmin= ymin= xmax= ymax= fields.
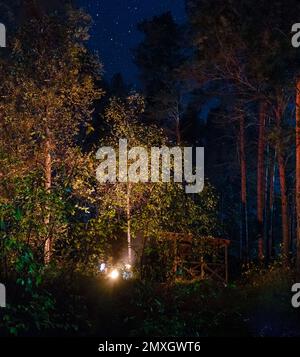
xmin=126 ymin=280 xmax=246 ymax=337
xmin=0 ymin=238 xmax=56 ymax=336
xmin=0 ymin=1 xmax=222 ymax=337
xmin=0 ymin=3 xmax=107 ymax=274
xmin=135 ymin=182 xmax=219 ymax=280
xmin=138 ymin=181 xmax=218 ymax=236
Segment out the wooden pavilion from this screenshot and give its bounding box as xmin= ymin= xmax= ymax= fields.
xmin=161 ymin=232 xmax=230 ymax=285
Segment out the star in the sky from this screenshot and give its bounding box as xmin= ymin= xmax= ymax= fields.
xmin=78 ymin=0 xmax=186 ymax=82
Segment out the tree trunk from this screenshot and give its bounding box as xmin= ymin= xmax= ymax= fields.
xmin=239 ymin=114 xmax=248 ymax=261
xmin=257 ymin=102 xmax=266 ymax=261
xmin=175 ymin=113 xmax=181 ymax=145
xmin=127 ymin=182 xmax=132 ymax=265
xmin=278 ymin=152 xmax=289 ymax=259
xmin=264 ymin=142 xmax=270 ymax=265
xmin=296 ymin=78 xmax=300 ymax=275
xmin=275 ymin=102 xmax=290 ymax=260
xmin=44 ymin=128 xmax=52 ymax=264
xmin=267 ymin=152 xmax=275 ymax=260
xmin=171 ymin=100 xmax=181 ymax=146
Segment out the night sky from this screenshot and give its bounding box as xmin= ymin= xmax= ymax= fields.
xmin=78 ymin=0 xmax=186 ymax=84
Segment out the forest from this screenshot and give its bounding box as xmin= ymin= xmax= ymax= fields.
xmin=1 ymin=0 xmax=300 ymax=338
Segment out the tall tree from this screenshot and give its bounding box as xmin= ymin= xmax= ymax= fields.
xmin=185 ymin=0 xmax=300 ymax=265
xmin=98 ymin=94 xmax=166 ymax=264
xmin=257 ymin=102 xmax=267 ymax=260
xmin=135 ymin=12 xmax=185 ymax=144
xmin=273 ymin=93 xmax=290 ymax=259
xmin=239 ymin=111 xmax=249 ymax=260
xmin=186 ymin=0 xmax=259 ymax=260
xmin=0 ymin=5 xmax=102 ymax=263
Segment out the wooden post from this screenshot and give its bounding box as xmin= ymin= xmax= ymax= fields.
xmin=173 ymin=235 xmax=177 ymax=276
xmin=225 ymin=245 xmax=228 ymax=285
xmin=200 ymin=256 xmax=205 ymax=280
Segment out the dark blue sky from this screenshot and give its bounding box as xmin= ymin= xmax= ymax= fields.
xmin=78 ymin=0 xmax=186 ymax=84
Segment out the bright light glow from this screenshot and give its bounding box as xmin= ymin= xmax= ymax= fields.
xmin=109 ymin=269 xmax=119 ymax=280
xmin=100 ymin=263 xmax=106 ymax=272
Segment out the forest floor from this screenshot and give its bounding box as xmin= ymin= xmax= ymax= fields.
xmin=2 ymin=263 xmax=300 ymax=337
xmin=47 ymin=264 xmax=300 ymax=337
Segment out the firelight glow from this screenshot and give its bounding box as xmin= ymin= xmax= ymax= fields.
xmin=109 ymin=269 xmax=120 ymax=280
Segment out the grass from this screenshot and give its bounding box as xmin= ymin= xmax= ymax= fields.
xmin=1 ymin=263 xmax=300 ymax=337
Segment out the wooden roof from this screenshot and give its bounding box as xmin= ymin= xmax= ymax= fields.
xmin=160 ymin=232 xmax=230 ymax=247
